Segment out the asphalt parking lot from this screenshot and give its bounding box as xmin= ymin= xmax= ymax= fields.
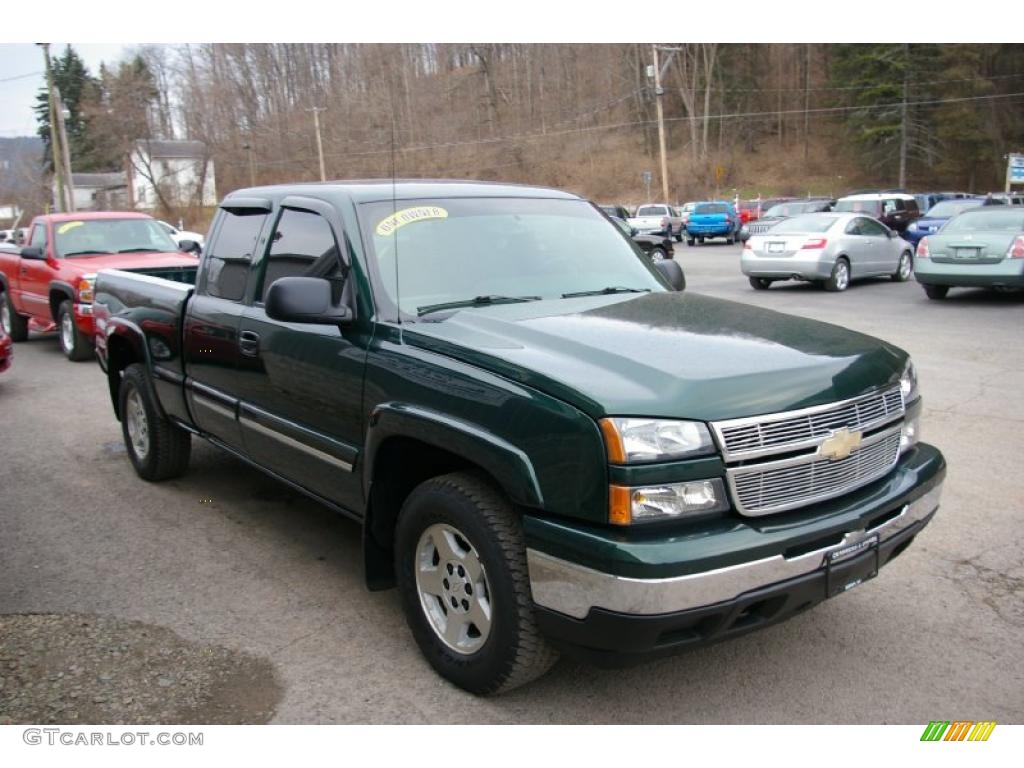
xmin=1 ymin=243 xmax=1022 ymax=724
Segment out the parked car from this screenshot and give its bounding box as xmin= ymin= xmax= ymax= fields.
xmin=678 ymin=201 xmax=698 ymax=228
xmin=599 ymin=204 xmax=631 ymax=221
xmin=738 ymin=198 xmax=793 ymax=225
xmin=740 ymin=198 xmax=835 ymax=241
xmin=834 ymin=193 xmax=921 ymax=234
xmin=0 ymin=229 xmax=15 ymax=244
xmin=0 ymin=212 xmax=200 ymax=361
xmin=903 ymin=198 xmax=985 ymax=247
xmin=158 ymin=220 xmax=205 ymax=254
xmin=981 ymin=192 xmax=1024 ymax=206
xmin=610 ymin=217 xmax=676 ymax=263
xmin=742 ymin=212 xmax=914 ymax=292
xmin=628 ymin=203 xmax=683 ymax=240
xmin=913 ymin=192 xmax=973 ymax=216
xmin=91 ymin=180 xmax=943 ymax=694
xmin=914 ymin=207 xmax=1024 ymax=299
xmin=685 ymin=201 xmax=740 ymax=245
xmin=0 ymin=321 xmax=11 ymax=373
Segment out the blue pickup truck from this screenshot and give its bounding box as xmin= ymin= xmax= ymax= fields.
xmin=686 ymin=201 xmax=741 ymax=246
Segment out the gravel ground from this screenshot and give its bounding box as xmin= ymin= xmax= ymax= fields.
xmin=0 ymin=613 xmax=281 ymax=724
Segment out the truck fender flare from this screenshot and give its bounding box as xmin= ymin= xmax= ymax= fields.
xmin=48 ymin=280 xmax=76 ymax=319
xmin=0 ymin=272 xmax=9 ymax=293
xmin=102 ymin=317 xmax=159 ymax=416
xmin=362 ymin=402 xmax=545 ymax=509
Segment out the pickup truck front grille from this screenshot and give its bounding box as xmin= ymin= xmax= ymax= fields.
xmin=713 ymin=386 xmax=904 ymax=462
xmin=711 ymin=387 xmax=906 ymax=516
xmin=726 ymin=426 xmax=903 ymax=516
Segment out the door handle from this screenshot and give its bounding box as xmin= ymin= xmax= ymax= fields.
xmin=239 ymin=330 xmax=261 ymax=357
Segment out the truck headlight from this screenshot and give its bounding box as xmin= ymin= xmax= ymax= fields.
xmin=77 ymin=274 xmax=96 ymax=304
xmin=900 ymin=414 xmax=920 ymax=454
xmin=599 ymin=418 xmax=715 ymax=463
xmin=899 ymin=359 xmax=918 ymax=402
xmin=609 ymin=479 xmax=730 ymax=525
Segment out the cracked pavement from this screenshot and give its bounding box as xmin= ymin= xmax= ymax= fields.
xmin=0 ymin=244 xmax=1022 ymax=723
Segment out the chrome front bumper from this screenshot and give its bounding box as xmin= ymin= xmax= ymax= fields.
xmin=527 ymin=483 xmax=942 ymax=620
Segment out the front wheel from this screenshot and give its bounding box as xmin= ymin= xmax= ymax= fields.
xmin=649 ymin=247 xmax=667 ymax=262
xmin=1 ymin=288 xmax=30 ymax=342
xmin=57 ymin=300 xmax=93 ymax=361
xmin=395 ymin=472 xmax=558 ymax=695
xmin=825 ymin=258 xmax=850 ymax=292
xmin=923 ymin=284 xmax=949 ymax=300
xmin=892 ymin=251 xmax=913 ymax=282
xmin=119 ymin=363 xmax=191 ymax=481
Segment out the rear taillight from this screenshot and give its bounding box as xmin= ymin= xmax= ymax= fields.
xmin=1006 ymin=235 xmax=1024 ymax=259
xmin=916 ymin=238 xmax=930 ymax=259
xmin=660 ymin=217 xmax=669 ymax=227
xmin=801 ymin=238 xmax=827 ymax=250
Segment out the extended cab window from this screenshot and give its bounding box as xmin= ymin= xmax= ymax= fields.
xmin=202 ymin=211 xmax=266 ymax=301
xmin=259 ymin=208 xmax=343 ymax=301
xmin=31 ymin=223 xmax=46 ymax=251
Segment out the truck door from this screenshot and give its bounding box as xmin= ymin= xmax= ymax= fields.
xmin=17 ymin=221 xmax=54 ymax=319
xmin=233 ymin=198 xmax=368 ymax=514
xmin=184 ymin=202 xmax=270 ymax=452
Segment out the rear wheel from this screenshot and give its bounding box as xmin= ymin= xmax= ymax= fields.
xmin=0 ymin=288 xmax=29 ymax=342
xmin=674 ymin=227 xmax=682 ymax=242
xmin=892 ymin=251 xmax=913 ymax=282
xmin=697 ymin=237 xmax=705 ymax=244
xmin=686 ymin=237 xmax=695 ymax=246
xmin=923 ymin=284 xmax=949 ymax=300
xmin=748 ymin=276 xmax=772 ymax=291
xmin=119 ymin=363 xmax=191 ymax=481
xmin=825 ymin=258 xmax=850 ymax=292
xmin=395 ymin=472 xmax=558 ymax=695
xmin=57 ymin=300 xmax=93 ymax=361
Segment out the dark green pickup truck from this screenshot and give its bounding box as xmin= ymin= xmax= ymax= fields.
xmin=92 ymin=181 xmax=946 ymax=694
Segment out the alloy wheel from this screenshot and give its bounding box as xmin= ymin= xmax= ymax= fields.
xmin=125 ymin=388 xmax=150 ymax=460
xmin=60 ymin=311 xmax=75 ymax=354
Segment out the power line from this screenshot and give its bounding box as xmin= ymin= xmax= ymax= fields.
xmin=704 ymin=72 xmax=1024 ymax=93
xmin=0 ymin=70 xmax=43 ymax=84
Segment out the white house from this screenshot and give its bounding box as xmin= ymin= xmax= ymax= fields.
xmin=130 ymin=139 xmax=216 ymax=210
xmin=52 ymin=172 xmax=128 ymax=211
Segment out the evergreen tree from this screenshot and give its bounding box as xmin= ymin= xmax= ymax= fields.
xmin=34 ymin=45 xmax=100 ymax=172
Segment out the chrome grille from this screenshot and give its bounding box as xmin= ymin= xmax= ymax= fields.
xmin=713 ymin=387 xmax=904 ymax=462
xmin=728 ymin=427 xmax=902 ymax=516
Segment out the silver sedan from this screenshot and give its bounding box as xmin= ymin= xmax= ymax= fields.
xmin=741 ymin=212 xmax=914 ymax=292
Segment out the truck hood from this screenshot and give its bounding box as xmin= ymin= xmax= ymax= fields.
xmin=403 ymin=292 xmax=906 ymax=421
xmin=61 ymin=252 xmax=200 ymax=274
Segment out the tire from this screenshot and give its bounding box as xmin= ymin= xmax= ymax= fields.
xmin=0 ymin=288 xmax=29 ymax=342
xmin=892 ymin=251 xmax=913 ymax=282
xmin=649 ymin=247 xmax=667 ymax=262
xmin=57 ymin=300 xmax=93 ymax=361
xmin=825 ymin=258 xmax=850 ymax=292
xmin=395 ymin=472 xmax=558 ymax=695
xmin=674 ymin=226 xmax=682 ymax=243
xmin=119 ymin=363 xmax=191 ymax=481
xmin=726 ymin=233 xmax=735 ymax=245
xmin=686 ymin=237 xmax=695 ymax=246
xmin=698 ymin=237 xmax=705 ymax=244
xmin=923 ymin=284 xmax=949 ymax=300
xmin=748 ymin=276 xmax=772 ymax=290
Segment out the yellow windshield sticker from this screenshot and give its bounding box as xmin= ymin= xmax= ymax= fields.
xmin=57 ymin=221 xmax=85 ymax=235
xmin=375 ymin=206 xmax=448 ymax=236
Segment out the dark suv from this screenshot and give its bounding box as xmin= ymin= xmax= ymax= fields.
xmin=834 ymin=193 xmax=921 ymax=234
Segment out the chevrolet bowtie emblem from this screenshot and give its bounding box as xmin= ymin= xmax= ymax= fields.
xmin=819 ymin=428 xmax=862 ymax=461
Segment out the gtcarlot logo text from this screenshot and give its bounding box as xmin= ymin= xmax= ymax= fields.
xmin=23 ymin=728 xmax=203 ymax=747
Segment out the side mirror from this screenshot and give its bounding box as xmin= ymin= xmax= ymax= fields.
xmin=265 ymin=276 xmax=352 ymax=325
xmin=655 ymin=259 xmax=686 ymax=291
xmin=630 ymin=227 xmax=638 ymax=237
xmin=20 ymin=246 xmax=45 ymax=260
xmin=178 ymin=239 xmax=201 ymax=254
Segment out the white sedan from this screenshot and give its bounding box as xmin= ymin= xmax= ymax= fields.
xmin=158 ymin=221 xmax=205 ymax=254
xmin=741 ymin=212 xmax=914 ymax=292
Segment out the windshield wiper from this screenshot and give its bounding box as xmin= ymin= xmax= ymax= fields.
xmin=561 ymin=286 xmax=651 ymax=298
xmin=61 ymin=250 xmax=109 ymax=257
xmin=417 ymin=295 xmax=541 ymax=317
xmin=117 ymin=248 xmax=161 ymax=253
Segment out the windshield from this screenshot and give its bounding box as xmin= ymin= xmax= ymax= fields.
xmin=695 ymin=203 xmax=729 ymax=215
xmin=941 ymin=211 xmax=1024 ymax=233
xmin=636 ymin=205 xmax=668 ymax=217
xmin=926 ymin=200 xmax=983 ymax=218
xmin=769 ymin=214 xmax=839 ymax=234
xmin=834 ymin=199 xmax=881 ymax=214
xmin=359 ymin=197 xmax=666 ymax=319
xmin=54 ymin=218 xmax=180 ymax=257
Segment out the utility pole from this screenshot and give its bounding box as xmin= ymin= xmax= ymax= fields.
xmin=898 ymin=43 xmax=910 ymax=190
xmin=308 ymin=107 xmax=326 ymax=182
xmin=242 ymin=142 xmax=256 ymax=187
xmin=54 ymin=86 xmax=75 ymax=212
xmin=651 ymin=45 xmax=670 ymax=202
xmin=38 ymin=43 xmax=67 ymax=212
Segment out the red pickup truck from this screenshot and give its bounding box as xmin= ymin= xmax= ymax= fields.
xmin=0 ymin=212 xmax=200 ymax=361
